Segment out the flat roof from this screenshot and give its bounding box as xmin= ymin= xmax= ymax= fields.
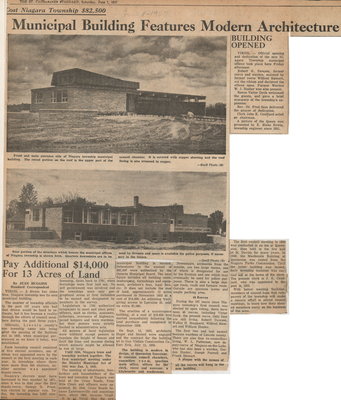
xmin=138 ymin=90 xmax=206 ymax=100
xmin=51 ymin=68 xmax=140 ymax=90
xmin=29 ymin=203 xmax=185 ymax=213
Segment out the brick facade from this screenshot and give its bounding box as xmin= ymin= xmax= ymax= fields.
xmin=24 ymin=196 xmax=211 ymax=243
xmin=31 ymin=87 xmax=128 ymax=113
xmin=45 ymin=208 xmax=63 ymax=239
xmin=30 ymin=68 xmax=206 ymax=116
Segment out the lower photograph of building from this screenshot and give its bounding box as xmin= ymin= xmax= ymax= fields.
xmin=6 ymin=170 xmax=227 ymax=250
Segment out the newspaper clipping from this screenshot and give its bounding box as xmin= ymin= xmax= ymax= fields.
xmin=9 ymin=0 xmax=341 ymax=398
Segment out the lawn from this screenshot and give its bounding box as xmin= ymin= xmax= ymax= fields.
xmin=7 ymin=112 xmax=226 ymax=154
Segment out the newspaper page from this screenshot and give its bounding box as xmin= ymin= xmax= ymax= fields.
xmin=4 ymin=0 xmax=341 ymax=398
xmin=3 ymin=1 xmax=230 ymax=397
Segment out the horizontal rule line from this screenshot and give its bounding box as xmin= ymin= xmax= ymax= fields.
xmin=112 ymin=4 xmax=341 ymax=7
xmin=7 ymin=4 xmax=341 ymax=8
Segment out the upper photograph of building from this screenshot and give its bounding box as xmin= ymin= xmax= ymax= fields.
xmin=7 ymin=35 xmax=227 ymax=154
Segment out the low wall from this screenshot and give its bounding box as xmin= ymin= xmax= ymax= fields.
xmin=61 ymin=223 xmax=140 ymax=242
xmin=208 ymin=235 xmax=226 ymax=245
xmin=169 ymin=231 xmax=212 ymax=243
xmin=136 ymin=100 xmax=206 ymax=116
xmin=6 ymin=230 xmax=56 ymax=240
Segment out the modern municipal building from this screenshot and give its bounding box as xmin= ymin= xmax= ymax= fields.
xmin=31 ymin=68 xmax=206 ymax=116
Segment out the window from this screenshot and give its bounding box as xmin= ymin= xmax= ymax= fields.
xmin=73 ymin=209 xmax=82 ymax=223
xmin=120 ymin=214 xmax=127 ymax=225
xmin=51 ymin=89 xmax=68 ymax=103
xmin=32 ymin=209 xmax=40 ymax=221
xmin=63 ymin=210 xmax=73 ymax=223
xmin=152 ymin=233 xmax=158 ymax=242
xmin=74 ymin=232 xmax=82 ymax=241
xmin=111 ymin=213 xmax=118 ymax=225
xmin=103 ymin=210 xmax=110 ymax=224
xmin=90 ymin=210 xmax=99 ymax=224
xmin=120 ymin=213 xmax=134 ymax=226
xmin=62 ymin=90 xmax=68 ymax=103
xmin=163 ymin=233 xmax=168 ymax=241
xmin=177 ymin=220 xmax=182 ymax=225
xmin=83 ymin=209 xmax=88 ymax=223
xmin=34 ymin=92 xmax=43 ymax=104
xmin=127 ymin=214 xmax=134 ymax=225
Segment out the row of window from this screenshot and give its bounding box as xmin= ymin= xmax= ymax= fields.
xmin=31 ymin=208 xmax=182 ymax=226
xmin=34 ymin=90 xmax=68 ymax=104
xmin=63 ymin=209 xmax=135 ymax=226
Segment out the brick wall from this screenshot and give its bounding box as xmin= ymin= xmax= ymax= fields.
xmin=31 ymin=87 xmax=128 ymax=113
xmin=70 ymin=87 xmax=127 ymax=112
xmin=137 ymin=222 xmax=169 ymax=242
xmin=61 ymin=222 xmax=169 ymax=243
xmin=137 ymin=205 xmax=184 ymax=224
xmin=60 ymin=221 xmax=210 ymax=243
xmin=31 ymin=88 xmax=69 ymax=112
xmin=176 ymin=214 xmax=208 ymax=228
xmin=61 ymin=223 xmax=139 ymax=242
xmin=7 ymin=231 xmax=55 ymax=240
xmin=31 ymin=86 xmax=205 ymax=115
xmin=45 ymin=208 xmax=63 ymax=239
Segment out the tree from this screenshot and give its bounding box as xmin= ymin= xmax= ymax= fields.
xmin=6 ymin=199 xmax=19 ymax=219
xmin=205 ymin=103 xmax=226 ymax=117
xmin=39 ymin=197 xmax=54 ymax=206
xmin=222 ymin=219 xmax=227 ymax=235
xmin=54 ymin=191 xmax=81 ymax=204
xmin=208 ymin=210 xmax=224 ymax=235
xmin=54 ymin=192 xmax=96 ymax=207
xmin=18 ymin=183 xmax=38 ymax=211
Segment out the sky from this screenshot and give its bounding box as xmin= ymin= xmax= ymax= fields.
xmin=7 ymin=170 xmax=227 ymax=217
xmin=8 ymin=35 xmax=226 ymax=105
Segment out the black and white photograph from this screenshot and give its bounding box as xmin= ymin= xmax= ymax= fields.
xmin=6 ymin=169 xmax=227 ymax=250
xmin=7 ymin=35 xmax=227 ymax=154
